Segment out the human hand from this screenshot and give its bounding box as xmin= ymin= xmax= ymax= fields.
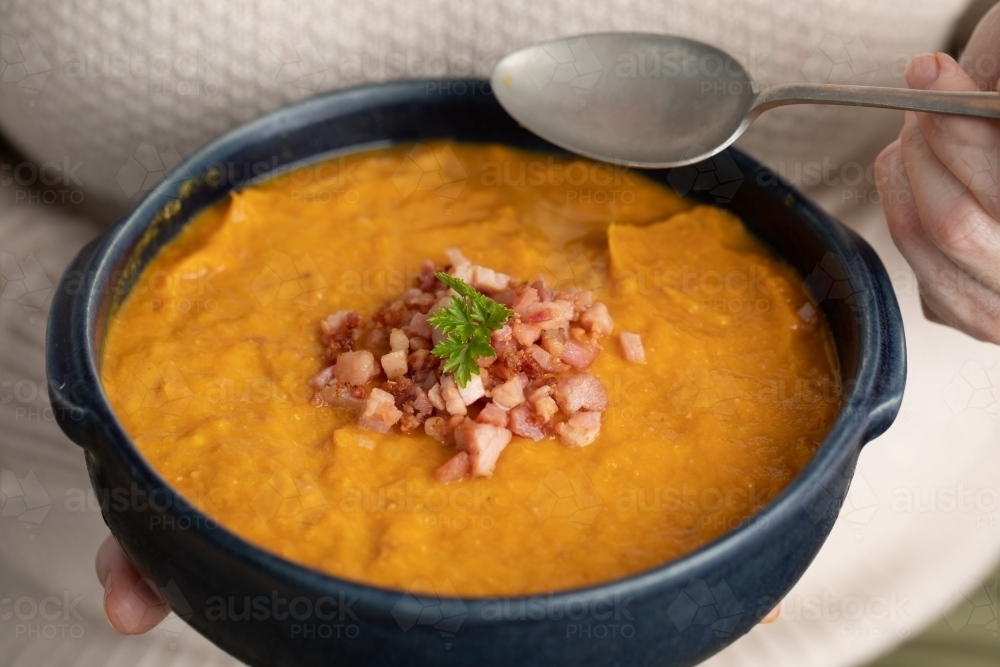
xmin=875 ymin=6 xmax=1000 ymax=344
xmin=95 ymin=535 xmax=171 ymax=634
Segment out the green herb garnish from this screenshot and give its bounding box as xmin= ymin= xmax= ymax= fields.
xmin=428 ymin=272 xmax=513 ymax=388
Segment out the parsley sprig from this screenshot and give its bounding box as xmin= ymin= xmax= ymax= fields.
xmin=428 ymin=272 xmax=513 ymax=388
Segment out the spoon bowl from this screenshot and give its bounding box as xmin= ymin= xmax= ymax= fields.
xmin=492 ymin=33 xmax=1000 ymax=168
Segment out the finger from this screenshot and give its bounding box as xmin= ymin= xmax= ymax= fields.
xmin=876 ymin=137 xmax=1000 ymax=342
xmin=95 ymin=535 xmax=171 ymax=634
xmin=898 ymin=110 xmax=1000 ymax=301
xmin=760 ymin=604 xmax=781 ymax=624
xmin=905 ymin=53 xmax=1000 ymax=220
xmin=959 ymin=3 xmax=1000 ymax=91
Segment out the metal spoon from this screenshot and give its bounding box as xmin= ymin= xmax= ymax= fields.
xmin=491 ymin=33 xmax=1000 ymax=168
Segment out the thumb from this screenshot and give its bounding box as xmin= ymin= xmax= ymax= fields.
xmin=95 ymin=535 xmax=171 ymax=634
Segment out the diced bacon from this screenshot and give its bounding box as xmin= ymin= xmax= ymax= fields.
xmin=435 ymin=451 xmax=471 ymax=483
xmin=553 ymin=374 xmax=609 ymax=414
xmin=619 ymin=332 xmax=646 ymax=364
xmin=357 ymin=388 xmax=403 ymax=433
xmin=454 ymin=421 xmax=512 ymax=477
xmin=491 ymin=377 xmax=525 ymax=409
xmin=408 ymin=311 xmax=434 ymax=339
xmin=540 ymin=330 xmax=566 ymax=358
xmin=308 ymin=365 xmax=335 ymax=390
xmin=380 ymin=350 xmax=408 ymax=380
xmin=508 ymin=404 xmax=545 ymax=441
xmin=427 ymin=383 xmax=445 ymax=410
xmin=580 ymin=302 xmax=614 ymax=336
xmin=411 ymin=388 xmax=433 ymax=416
xmin=511 ymin=321 xmax=542 ymax=346
xmin=471 ymin=265 xmax=510 ymax=293
xmin=440 ymin=375 xmax=467 ymax=416
xmin=389 ymin=328 xmax=409 ymax=352
xmin=533 ymin=395 xmax=559 ymax=422
xmin=424 ymin=415 xmax=455 ymax=444
xmin=512 ymin=287 xmax=539 ymax=315
xmin=418 ymin=260 xmax=438 ymax=291
xmin=334 ymin=350 xmax=378 ymax=386
xmin=531 ymin=279 xmax=553 ymax=302
xmin=363 ymin=327 xmax=387 ymax=350
xmin=492 ymin=288 xmax=517 ymax=307
xmin=556 ymin=411 xmax=602 ymax=447
xmin=476 ymin=401 xmax=509 ymax=427
xmin=529 ymin=344 xmax=568 ymax=373
xmin=315 ymin=383 xmax=367 ymax=411
xmin=571 ymin=291 xmax=594 ymax=316
xmin=560 ymin=339 xmax=600 ymax=370
xmin=524 ymin=300 xmax=574 ymax=330
xmin=446 ymin=248 xmax=474 ymax=282
xmin=321 ymin=310 xmax=357 ymax=336
xmin=408 ymin=336 xmax=432 ymax=351
xmin=457 ymin=373 xmax=486 ymax=405
xmin=408 ymin=348 xmax=432 ymax=372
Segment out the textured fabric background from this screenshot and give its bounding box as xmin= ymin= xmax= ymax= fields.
xmin=1 ymin=1 xmax=998 ymax=666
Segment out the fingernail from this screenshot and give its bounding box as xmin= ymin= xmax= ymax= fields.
xmin=102 ymin=578 xmax=125 ymax=635
xmin=907 ymin=53 xmax=940 ymax=89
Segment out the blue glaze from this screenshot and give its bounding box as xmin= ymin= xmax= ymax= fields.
xmin=46 ymin=79 xmax=906 ymax=667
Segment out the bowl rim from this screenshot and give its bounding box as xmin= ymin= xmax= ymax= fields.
xmin=49 ymin=78 xmax=904 ymax=620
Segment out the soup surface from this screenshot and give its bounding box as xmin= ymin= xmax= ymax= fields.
xmin=101 ymin=142 xmax=840 ymax=596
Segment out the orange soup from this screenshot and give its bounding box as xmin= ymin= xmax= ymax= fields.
xmin=101 ymin=142 xmax=840 ymax=596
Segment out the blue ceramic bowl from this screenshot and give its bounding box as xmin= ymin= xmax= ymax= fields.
xmin=46 ymin=79 xmax=905 ymax=666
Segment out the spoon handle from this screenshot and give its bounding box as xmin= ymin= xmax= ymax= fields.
xmin=752 ymin=83 xmax=1000 ymax=119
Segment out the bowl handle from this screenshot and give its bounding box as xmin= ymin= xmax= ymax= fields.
xmin=45 ymin=237 xmax=103 ymax=449
xmin=850 ymin=230 xmax=907 ymax=444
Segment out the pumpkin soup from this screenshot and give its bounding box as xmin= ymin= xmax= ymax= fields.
xmin=101 ymin=142 xmax=841 ymax=596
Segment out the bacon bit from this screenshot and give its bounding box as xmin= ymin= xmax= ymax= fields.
xmin=455 ymin=420 xmax=512 ymax=477
xmin=560 ymin=339 xmax=600 ymax=370
xmin=440 ymin=375 xmax=468 ymax=416
xmin=529 ymin=344 xmax=568 ymax=373
xmin=619 ymin=332 xmax=646 ymax=364
xmin=512 ymin=287 xmax=539 ymax=315
xmin=358 ymin=388 xmax=403 ymax=433
xmin=511 ymin=321 xmax=542 ymax=346
xmin=554 ymin=374 xmax=609 ymax=414
xmin=580 ymin=302 xmax=614 ymax=336
xmin=308 ymin=365 xmax=335 ymax=390
xmin=435 ymin=451 xmax=471 ymax=483
xmin=312 ymin=251 xmax=620 ymax=482
xmin=470 ymin=265 xmax=511 ymax=293
xmin=334 ymin=350 xmax=378 ymax=386
xmin=556 ymin=411 xmax=602 ymax=447
xmin=381 ymin=350 xmax=408 ymax=380
xmin=508 ymin=404 xmax=545 ymax=441
xmin=531 ymin=279 xmax=553 ymax=302
xmin=476 ymin=401 xmax=509 ymax=427
xmin=389 ymin=328 xmax=409 ymax=352
xmin=424 ymin=415 xmax=455 ymax=444
xmin=427 ymin=383 xmax=446 ymax=411
xmin=407 ymin=312 xmax=434 ymax=339
xmin=533 ymin=395 xmax=559 ymax=422
xmin=491 ymin=376 xmax=525 ymax=409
